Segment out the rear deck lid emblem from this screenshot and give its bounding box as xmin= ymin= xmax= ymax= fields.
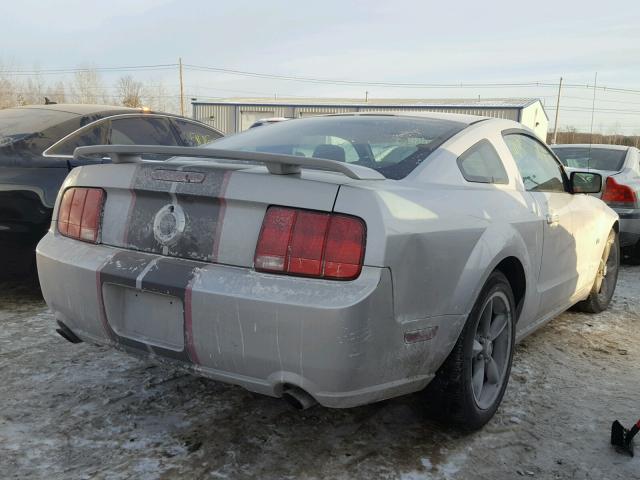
xmin=153 ymin=204 xmax=186 ymax=245
xmin=152 ymin=169 xmax=205 ymax=183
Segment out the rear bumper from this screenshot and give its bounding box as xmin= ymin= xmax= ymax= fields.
xmin=36 ymin=233 xmax=464 ymax=408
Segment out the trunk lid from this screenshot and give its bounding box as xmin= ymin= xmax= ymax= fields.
xmin=94 ymin=162 xmax=343 ymax=267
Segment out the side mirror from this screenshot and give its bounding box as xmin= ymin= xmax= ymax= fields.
xmin=570 ymin=171 xmax=602 ymax=194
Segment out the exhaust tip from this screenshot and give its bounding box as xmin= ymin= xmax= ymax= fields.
xmin=282 ymin=386 xmax=317 ymax=411
xmin=56 ymin=320 xmax=83 ymax=344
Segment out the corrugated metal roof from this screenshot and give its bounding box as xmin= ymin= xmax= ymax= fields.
xmin=192 ymin=97 xmax=542 ymax=109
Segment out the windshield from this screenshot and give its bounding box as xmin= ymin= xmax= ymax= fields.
xmin=552 ymin=147 xmax=627 ymax=172
xmin=206 ymin=115 xmax=467 ymax=179
xmin=0 ymin=108 xmax=77 ymax=147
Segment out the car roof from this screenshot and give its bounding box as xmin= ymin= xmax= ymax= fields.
xmin=14 ymin=104 xmax=150 ymax=116
xmin=316 ymin=111 xmax=490 ymax=125
xmin=551 ymin=144 xmax=631 ymax=151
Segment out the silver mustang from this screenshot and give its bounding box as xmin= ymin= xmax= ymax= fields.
xmin=36 ymin=113 xmax=619 ymax=430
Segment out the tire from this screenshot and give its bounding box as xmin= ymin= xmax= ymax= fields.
xmin=574 ymin=229 xmax=619 ymax=313
xmin=425 ymin=271 xmax=516 ymax=430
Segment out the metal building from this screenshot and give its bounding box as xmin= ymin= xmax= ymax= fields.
xmin=191 ymin=97 xmax=549 ymax=139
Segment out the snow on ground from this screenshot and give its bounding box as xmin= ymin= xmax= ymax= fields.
xmin=0 ymin=266 xmax=638 ymax=479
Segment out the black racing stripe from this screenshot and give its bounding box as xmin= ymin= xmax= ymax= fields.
xmin=100 ymin=250 xmax=153 ymax=288
xmin=124 ymin=190 xmax=171 ymax=253
xmin=122 ymin=164 xmax=229 ymax=262
xmin=97 ymin=250 xmax=200 ymax=363
xmin=139 ymin=257 xmax=200 ymax=298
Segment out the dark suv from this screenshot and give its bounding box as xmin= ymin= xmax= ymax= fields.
xmin=0 ymin=104 xmax=223 ymax=276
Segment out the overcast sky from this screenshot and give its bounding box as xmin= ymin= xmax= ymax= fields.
xmin=3 ymin=0 xmax=640 ymax=133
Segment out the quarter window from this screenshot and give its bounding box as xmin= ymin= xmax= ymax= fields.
xmin=504 ymin=134 xmax=566 ymax=193
xmin=457 ymin=140 xmax=508 ymax=184
xmin=172 ymin=119 xmax=222 ymax=146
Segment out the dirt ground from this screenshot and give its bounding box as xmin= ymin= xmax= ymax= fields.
xmin=0 ymin=265 xmax=638 ymax=480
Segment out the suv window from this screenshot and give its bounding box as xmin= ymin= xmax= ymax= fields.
xmin=110 ymin=116 xmax=179 ymax=146
xmin=172 ymin=119 xmax=222 ymax=146
xmin=504 ymin=134 xmax=566 ymax=192
xmin=457 ymin=140 xmax=508 ymax=184
xmin=46 ymin=120 xmax=109 ymax=156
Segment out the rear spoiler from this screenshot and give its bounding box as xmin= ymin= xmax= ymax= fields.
xmin=73 ymin=145 xmax=385 ymax=181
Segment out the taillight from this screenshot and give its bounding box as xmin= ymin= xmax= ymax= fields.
xmin=255 ymin=206 xmax=366 ymax=280
xmin=57 ymin=187 xmax=105 ymax=243
xmin=602 ymin=177 xmax=637 ymax=206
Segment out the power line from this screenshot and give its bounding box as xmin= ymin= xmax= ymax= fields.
xmin=184 ymin=63 xmax=640 ymax=95
xmin=547 ymin=106 xmax=640 ymax=115
xmin=3 ymin=61 xmax=640 ymax=95
xmin=2 ymin=64 xmax=178 ymax=75
xmin=541 ymin=94 xmax=640 ymax=106
xmin=184 ymin=64 xmax=558 ymax=89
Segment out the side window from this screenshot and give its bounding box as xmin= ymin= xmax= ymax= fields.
xmin=110 ymin=117 xmax=179 ymax=146
xmin=457 ymin=139 xmax=508 ymax=184
xmin=46 ymin=121 xmax=108 ymax=156
xmin=504 ymin=134 xmax=566 ymax=193
xmin=172 ymin=119 xmax=222 ymax=146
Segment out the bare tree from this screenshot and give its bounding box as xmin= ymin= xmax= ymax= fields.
xmin=142 ymin=80 xmax=178 ymax=113
xmin=0 ymin=60 xmax=18 ymax=109
xmin=70 ymin=67 xmax=104 ymax=104
xmin=20 ymin=73 xmax=47 ymax=105
xmin=117 ymin=75 xmax=144 ymax=108
xmin=45 ymin=80 xmax=67 ymax=104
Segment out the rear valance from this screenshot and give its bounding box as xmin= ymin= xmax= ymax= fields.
xmin=73 ymin=145 xmax=385 ymax=181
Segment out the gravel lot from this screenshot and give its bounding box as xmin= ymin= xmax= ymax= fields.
xmin=1 ymin=265 xmax=639 ymax=480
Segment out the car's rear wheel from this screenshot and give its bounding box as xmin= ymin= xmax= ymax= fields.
xmin=425 ymin=271 xmax=516 ymax=430
xmin=574 ymin=229 xmax=619 ymax=313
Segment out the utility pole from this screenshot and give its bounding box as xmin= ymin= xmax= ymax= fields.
xmin=551 ymin=77 xmax=563 ymax=144
xmin=365 ymin=91 xmax=369 ymax=102
xmin=179 ymin=57 xmax=185 ymax=116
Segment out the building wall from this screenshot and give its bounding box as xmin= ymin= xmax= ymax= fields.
xmin=520 ymin=102 xmax=549 ymax=140
xmin=193 ymin=102 xmax=547 ymax=139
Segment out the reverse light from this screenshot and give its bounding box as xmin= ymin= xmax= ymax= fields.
xmin=57 ymin=187 xmax=105 ymax=243
xmin=602 ymin=177 xmax=637 ymax=207
xmin=255 ymin=206 xmax=366 ymax=280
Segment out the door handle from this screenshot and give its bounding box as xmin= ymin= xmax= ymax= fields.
xmin=546 ymin=213 xmax=560 ymax=226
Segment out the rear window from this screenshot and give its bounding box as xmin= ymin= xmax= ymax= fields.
xmin=110 ymin=117 xmax=179 ymax=146
xmin=0 ymin=108 xmax=77 ymax=146
xmin=552 ymin=147 xmax=627 ymax=172
xmin=205 ymin=115 xmax=467 ymax=179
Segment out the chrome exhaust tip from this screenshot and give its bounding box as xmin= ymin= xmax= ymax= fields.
xmin=282 ymin=386 xmax=317 ymax=410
